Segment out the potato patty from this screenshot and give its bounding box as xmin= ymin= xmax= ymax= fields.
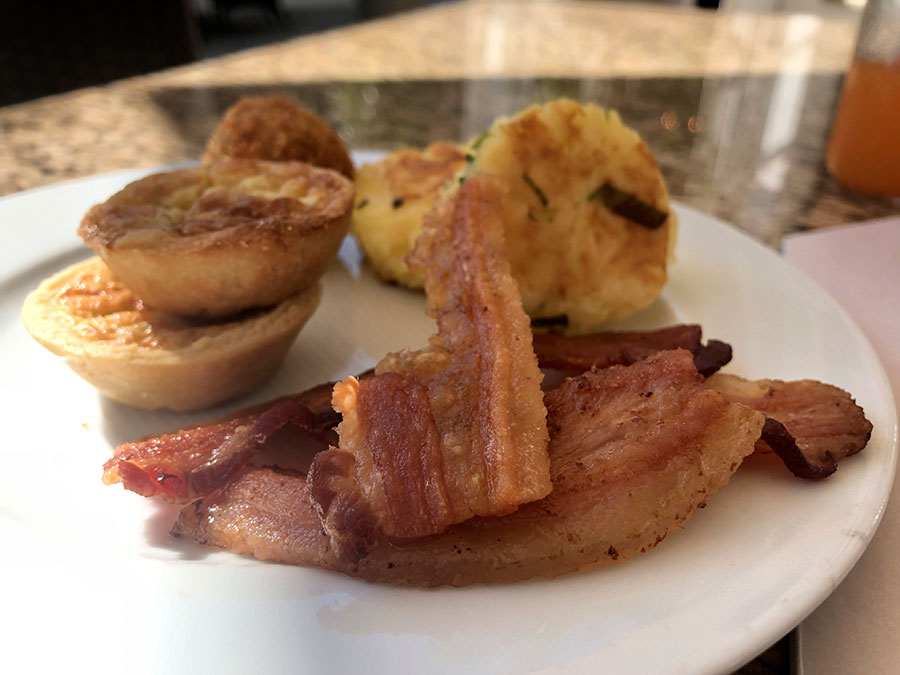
xmin=351 ymin=101 xmax=675 ymax=332
xmin=469 ymin=99 xmax=676 ymax=333
xmin=351 ymin=142 xmax=466 ymax=288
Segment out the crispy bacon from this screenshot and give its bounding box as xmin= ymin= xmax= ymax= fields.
xmin=532 ymin=324 xmax=732 ymax=377
xmin=706 ymin=373 xmax=872 ymax=479
xmin=103 ymin=398 xmax=323 ymax=502
xmin=106 ymin=324 xmax=737 ymax=507
xmin=174 ymin=351 xmax=765 ymax=585
xmin=307 ymin=373 xmax=452 ymax=560
xmin=533 ymin=324 xmax=701 ymax=369
xmin=308 ymin=175 xmax=551 ymax=561
xmin=692 ymin=340 xmax=733 ymax=378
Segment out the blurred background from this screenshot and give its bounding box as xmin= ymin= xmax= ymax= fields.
xmin=0 ymin=0 xmax=864 ymax=107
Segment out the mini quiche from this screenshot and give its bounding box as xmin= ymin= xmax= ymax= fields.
xmin=351 ymin=142 xmax=467 ymax=288
xmin=203 ymin=96 xmax=355 ymax=179
xmin=467 ymin=99 xmax=677 ymax=333
xmin=78 ymin=158 xmax=353 ymax=317
xmin=22 ymin=257 xmax=321 ymax=411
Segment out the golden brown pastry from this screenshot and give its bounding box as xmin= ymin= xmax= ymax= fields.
xmin=203 ymin=96 xmax=355 ymax=179
xmin=78 ymin=159 xmax=352 ymax=317
xmin=22 ymin=257 xmax=322 ymax=411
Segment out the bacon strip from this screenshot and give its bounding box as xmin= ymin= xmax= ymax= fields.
xmin=307 ymin=373 xmax=452 ymax=560
xmin=308 ymin=175 xmax=551 ymax=561
xmin=105 ymin=336 xmax=872 ymax=510
xmin=533 ymin=324 xmax=701 ymax=369
xmin=105 ymin=324 xmax=733 ymax=506
xmin=174 ymin=351 xmax=765 ymax=585
xmin=103 ymin=398 xmax=323 ymax=502
xmin=692 ymin=340 xmax=733 ymax=378
xmin=532 ymin=324 xmax=732 ymax=377
xmin=706 ymin=373 xmax=872 ymax=479
xmin=174 ymin=466 xmax=338 ymax=570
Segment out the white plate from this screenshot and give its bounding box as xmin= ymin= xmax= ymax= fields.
xmin=1 ymin=156 xmax=896 ymax=675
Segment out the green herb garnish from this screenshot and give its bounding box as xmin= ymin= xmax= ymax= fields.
xmin=588 ymin=182 xmax=667 ymax=230
xmin=522 ymin=172 xmax=548 ymax=207
xmin=471 ymin=129 xmax=491 ymax=150
xmin=356 ymin=198 xmax=369 ymax=210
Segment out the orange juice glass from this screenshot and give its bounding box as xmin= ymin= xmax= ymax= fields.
xmin=826 ymin=0 xmax=900 ymax=196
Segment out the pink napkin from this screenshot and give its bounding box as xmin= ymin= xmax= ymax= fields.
xmin=783 ymin=217 xmax=900 ymax=674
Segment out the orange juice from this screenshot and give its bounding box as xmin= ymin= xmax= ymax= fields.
xmin=826 ymin=57 xmax=900 ymax=196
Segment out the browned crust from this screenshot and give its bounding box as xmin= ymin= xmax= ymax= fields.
xmin=22 ymin=258 xmax=323 ymax=410
xmin=203 ymin=96 xmax=354 ymax=178
xmin=379 ymin=142 xmax=466 ymax=200
xmin=77 ymin=159 xmax=353 ymax=317
xmin=79 ymin=160 xmax=352 ymax=249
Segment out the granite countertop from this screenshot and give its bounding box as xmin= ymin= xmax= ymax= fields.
xmin=2 ymin=0 xmax=897 ymax=246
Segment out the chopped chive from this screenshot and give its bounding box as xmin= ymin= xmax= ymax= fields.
xmin=471 ymin=129 xmax=491 ymax=150
xmin=458 ymin=176 xmax=466 ymax=185
xmin=356 ymin=198 xmax=369 ymax=210
xmin=589 ymin=182 xmax=667 ymax=230
xmin=531 ymin=314 xmax=569 ymax=328
xmin=522 ymin=172 xmax=549 ymax=207
xmin=465 ymin=152 xmax=475 ymax=163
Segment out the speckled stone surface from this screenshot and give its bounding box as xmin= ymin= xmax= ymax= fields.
xmin=1 ymin=0 xmax=897 ymax=246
